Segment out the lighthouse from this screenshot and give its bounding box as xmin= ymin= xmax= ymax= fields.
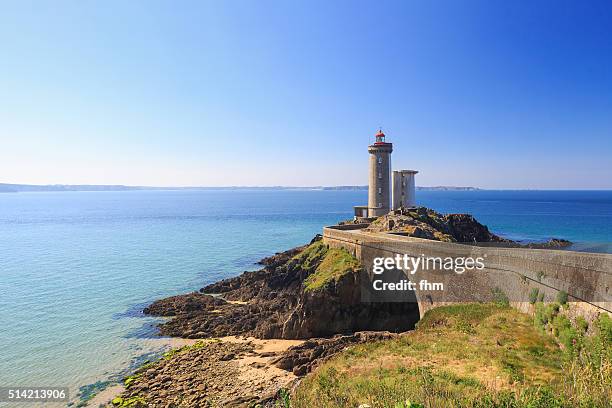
xmin=367 ymin=129 xmax=393 ymax=217
xmin=354 ymin=129 xmax=419 ymax=220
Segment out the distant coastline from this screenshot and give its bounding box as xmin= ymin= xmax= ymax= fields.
xmin=0 ymin=183 xmax=481 ymax=193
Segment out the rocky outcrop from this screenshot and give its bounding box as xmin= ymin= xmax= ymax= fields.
xmin=272 ymin=331 xmax=399 ymax=376
xmin=143 ymin=292 xmax=226 ymax=317
xmin=145 ymin=238 xmax=419 ymax=340
xmin=365 ymin=207 xmax=508 ymax=243
xmin=523 ymin=238 xmax=572 ymax=249
xmin=364 ymin=207 xmax=572 ymax=249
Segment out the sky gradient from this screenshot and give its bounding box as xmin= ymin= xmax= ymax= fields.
xmin=1 ymin=0 xmax=611 ymax=189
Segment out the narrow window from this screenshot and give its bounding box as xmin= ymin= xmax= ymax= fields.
xmin=378 ymin=156 xmax=382 ymax=164
xmin=378 ymin=187 xmax=382 ymax=194
xmin=378 ymin=172 xmax=382 ymax=179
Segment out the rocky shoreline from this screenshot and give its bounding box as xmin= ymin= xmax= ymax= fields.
xmin=114 ymin=338 xmax=300 ymax=407
xmin=106 ymin=207 xmax=573 ymax=407
xmin=106 ymin=234 xmax=416 ymax=407
xmin=143 ymin=236 xmax=418 ymax=341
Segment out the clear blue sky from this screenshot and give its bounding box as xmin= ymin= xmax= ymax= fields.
xmin=1 ymin=1 xmax=611 ymax=188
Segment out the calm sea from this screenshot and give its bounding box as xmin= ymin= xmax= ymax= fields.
xmin=0 ymin=189 xmax=611 ymax=405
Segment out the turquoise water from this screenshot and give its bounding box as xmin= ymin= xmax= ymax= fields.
xmin=0 ymin=189 xmax=611 ymax=405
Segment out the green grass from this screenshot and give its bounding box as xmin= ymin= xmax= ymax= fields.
xmin=291 ymin=240 xmax=328 ymax=271
xmin=300 ymin=243 xmax=360 ymax=292
xmin=291 ymin=303 xmax=610 ymax=408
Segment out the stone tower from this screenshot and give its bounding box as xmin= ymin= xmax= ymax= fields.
xmin=392 ymin=170 xmax=418 ymax=209
xmin=368 ymin=129 xmax=393 ymax=217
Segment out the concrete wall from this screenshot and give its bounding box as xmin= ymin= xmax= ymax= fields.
xmin=367 ymin=143 xmax=392 ymax=217
xmin=323 ymin=226 xmax=612 ymax=320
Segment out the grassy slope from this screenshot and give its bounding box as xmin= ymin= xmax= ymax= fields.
xmin=296 ymin=241 xmax=360 ymax=292
xmin=292 ymin=304 xmax=611 ymax=408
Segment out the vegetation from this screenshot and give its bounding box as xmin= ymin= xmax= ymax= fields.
xmin=556 ymin=290 xmax=568 ymax=305
xmin=533 ymin=301 xmax=611 ymax=407
xmin=291 ymin=240 xmax=328 ymax=268
xmin=491 ymin=287 xmax=509 ymax=307
xmin=123 ymin=374 xmax=141 ymax=389
xmin=529 ymin=288 xmax=540 ymax=304
xmin=111 ymin=395 xmax=147 ymax=407
xmin=300 ymin=242 xmax=361 ymax=292
xmin=276 ymin=389 xmax=291 ymax=408
xmin=291 ymin=303 xmax=611 ymax=407
xmin=159 ymin=339 xmax=211 ymax=361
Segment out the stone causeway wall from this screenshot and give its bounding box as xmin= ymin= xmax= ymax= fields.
xmin=323 ymin=225 xmax=612 ymax=320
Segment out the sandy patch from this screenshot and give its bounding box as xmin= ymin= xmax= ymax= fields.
xmin=84 ymin=384 xmax=124 ymax=408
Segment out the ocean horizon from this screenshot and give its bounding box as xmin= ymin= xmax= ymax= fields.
xmin=1 ymin=189 xmax=611 ymax=406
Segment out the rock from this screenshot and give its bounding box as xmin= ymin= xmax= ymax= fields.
xmin=221 ymin=395 xmax=259 ymax=407
xmin=364 ymin=207 xmax=572 ymax=250
xmin=525 ymin=238 xmax=572 ymax=249
xmin=365 ymin=207 xmax=508 ymax=243
xmin=220 ymin=353 xmax=235 ymax=361
xmin=257 ymin=351 xmax=277 ymax=357
xmin=143 ymin=292 xmax=226 ymax=316
xmin=273 ymin=331 xmax=399 ymax=376
xmin=145 ymin=241 xmax=418 ymax=340
xmin=258 ymin=246 xmax=307 ymax=268
xmin=115 ymin=341 xmax=265 ymax=408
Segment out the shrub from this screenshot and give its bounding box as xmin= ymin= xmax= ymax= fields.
xmin=534 ymin=303 xmax=547 ymax=329
xmin=491 ymin=287 xmax=509 ymax=307
xmin=529 ymin=288 xmax=540 ymax=304
xmin=556 ymin=290 xmax=568 ymax=305
xmin=552 ymin=315 xmax=578 ymax=350
xmin=596 ymin=313 xmax=612 ymax=344
xmin=544 ymin=303 xmax=560 ymax=321
xmin=534 ymin=303 xmax=560 ymax=332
